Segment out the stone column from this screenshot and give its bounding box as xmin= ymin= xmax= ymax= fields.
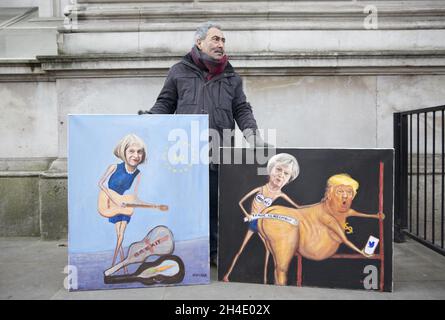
xmin=39 ymin=0 xmax=71 ymax=18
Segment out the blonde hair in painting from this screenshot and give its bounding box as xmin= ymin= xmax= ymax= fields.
xmin=326 ymin=173 xmax=359 ymax=195
xmin=113 ymin=134 xmax=147 ymax=164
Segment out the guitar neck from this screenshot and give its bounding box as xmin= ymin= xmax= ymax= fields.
xmin=125 ymin=203 xmax=157 ymax=209
xmin=104 ymin=259 xmax=128 ymax=276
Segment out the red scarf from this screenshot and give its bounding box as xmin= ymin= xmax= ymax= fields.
xmin=191 ymin=46 xmax=228 ymax=81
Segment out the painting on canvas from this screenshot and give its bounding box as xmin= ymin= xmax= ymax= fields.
xmin=68 ymin=115 xmax=209 ymax=291
xmin=218 ymin=148 xmax=393 ymax=292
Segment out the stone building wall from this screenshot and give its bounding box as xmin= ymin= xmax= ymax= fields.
xmin=1 ymin=0 xmax=445 ymax=238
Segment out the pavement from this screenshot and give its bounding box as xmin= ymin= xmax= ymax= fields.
xmin=0 ymin=237 xmax=444 ymax=300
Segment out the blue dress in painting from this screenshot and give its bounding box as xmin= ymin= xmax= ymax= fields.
xmin=107 ymin=162 xmax=140 ymax=224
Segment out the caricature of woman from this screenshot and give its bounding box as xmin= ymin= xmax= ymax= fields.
xmin=98 ymin=134 xmax=147 ymax=271
xmin=222 ymin=153 xmax=300 ymax=283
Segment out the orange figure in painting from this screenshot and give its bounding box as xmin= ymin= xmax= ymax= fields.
xmin=222 ymin=153 xmax=300 ymax=283
xmin=258 ymin=173 xmax=385 ymax=286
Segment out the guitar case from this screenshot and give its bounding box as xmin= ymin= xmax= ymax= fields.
xmin=104 ymin=254 xmax=185 ymax=286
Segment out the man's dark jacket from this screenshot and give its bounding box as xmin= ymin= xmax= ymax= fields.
xmin=149 ymin=53 xmax=258 ymax=145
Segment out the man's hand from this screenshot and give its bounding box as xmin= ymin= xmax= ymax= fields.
xmin=245 ymin=130 xmax=275 ymax=148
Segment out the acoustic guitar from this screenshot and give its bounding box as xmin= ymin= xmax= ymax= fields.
xmin=98 ymin=188 xmax=168 ymax=218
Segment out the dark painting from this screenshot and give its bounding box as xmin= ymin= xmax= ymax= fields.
xmin=218 ymin=148 xmax=393 ymax=292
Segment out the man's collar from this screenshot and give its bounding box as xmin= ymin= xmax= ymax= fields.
xmin=183 ymin=51 xmax=234 ymax=73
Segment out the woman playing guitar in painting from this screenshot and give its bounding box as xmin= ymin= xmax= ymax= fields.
xmin=98 ymin=134 xmax=147 ymax=273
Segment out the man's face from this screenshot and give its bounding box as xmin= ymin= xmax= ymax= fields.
xmin=197 ymin=27 xmax=225 ymax=60
xmin=327 ymin=184 xmax=355 ymax=213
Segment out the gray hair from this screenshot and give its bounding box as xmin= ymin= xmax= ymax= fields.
xmin=114 ymin=134 xmax=147 ymax=164
xmin=266 ymin=153 xmax=300 ymax=183
xmin=194 ymin=21 xmax=222 ymax=43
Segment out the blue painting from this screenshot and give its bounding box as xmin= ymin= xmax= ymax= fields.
xmin=68 ymin=115 xmax=209 ymax=291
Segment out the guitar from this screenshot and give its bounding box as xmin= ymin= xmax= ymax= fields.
xmin=104 ymin=225 xmax=174 ymax=276
xmin=98 ymin=188 xmax=168 ymax=218
xmin=104 ymin=254 xmax=185 ymax=286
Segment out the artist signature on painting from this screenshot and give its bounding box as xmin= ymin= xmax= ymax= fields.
xmin=192 ymin=273 xmax=207 ymax=277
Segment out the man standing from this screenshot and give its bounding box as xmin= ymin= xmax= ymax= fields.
xmin=139 ymin=21 xmax=264 ymax=266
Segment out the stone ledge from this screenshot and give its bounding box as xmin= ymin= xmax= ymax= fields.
xmin=1 ymin=50 xmax=445 ymax=79
xmin=40 ymin=172 xmax=67 ymax=179
xmin=0 ymin=158 xmax=55 ymax=172
xmin=0 ymin=158 xmax=67 ymax=178
xmin=61 ymin=1 xmax=445 ymax=32
xmin=57 ymin=29 xmax=445 ymax=56
xmin=0 ymin=172 xmax=44 ymax=177
xmin=77 ymin=0 xmax=192 ymax=2
xmin=0 ymin=60 xmax=44 ymax=75
xmin=47 ymin=157 xmax=67 ymax=173
xmin=36 ymin=51 xmax=445 ymax=76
